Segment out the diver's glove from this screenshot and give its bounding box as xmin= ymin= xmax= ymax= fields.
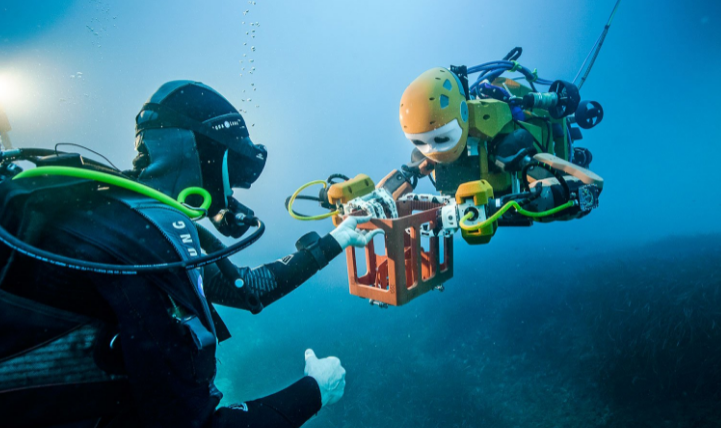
xmin=330 ymin=215 xmax=384 ymax=249
xmin=304 ymin=349 xmax=346 ymax=407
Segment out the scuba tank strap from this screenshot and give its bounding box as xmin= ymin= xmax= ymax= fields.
xmin=110 ymin=193 xmax=230 ymax=342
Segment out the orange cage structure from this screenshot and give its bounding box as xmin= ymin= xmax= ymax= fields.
xmin=344 ymin=198 xmax=453 ymax=306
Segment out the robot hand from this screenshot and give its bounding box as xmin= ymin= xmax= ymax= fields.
xmin=304 ymin=349 xmax=346 ymax=407
xmin=330 ymin=215 xmax=384 ymax=249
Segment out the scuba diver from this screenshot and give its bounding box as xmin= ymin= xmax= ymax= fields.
xmin=0 ymin=81 xmax=381 ymax=427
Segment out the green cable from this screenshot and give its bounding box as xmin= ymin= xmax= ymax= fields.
xmin=459 ymin=200 xmax=576 ymax=231
xmin=509 ymin=60 xmax=521 ymax=72
xmin=13 ymin=166 xmax=211 ymax=219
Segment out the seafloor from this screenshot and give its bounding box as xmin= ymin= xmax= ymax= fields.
xmin=218 ymin=234 xmax=721 ymax=428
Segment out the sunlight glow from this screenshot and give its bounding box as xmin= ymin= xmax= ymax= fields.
xmin=0 ymin=73 xmax=22 ymax=106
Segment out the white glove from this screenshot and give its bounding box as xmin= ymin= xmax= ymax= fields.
xmin=330 ymin=215 xmax=384 ymax=250
xmin=304 ymin=349 xmax=346 ymax=407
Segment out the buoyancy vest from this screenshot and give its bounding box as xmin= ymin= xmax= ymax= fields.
xmin=0 ymin=175 xmax=228 ymax=426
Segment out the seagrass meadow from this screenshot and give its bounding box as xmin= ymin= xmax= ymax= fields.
xmin=214 ymin=234 xmax=721 ymax=428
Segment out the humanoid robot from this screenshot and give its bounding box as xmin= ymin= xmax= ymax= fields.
xmin=290 ymin=50 xmax=606 ymax=244
xmin=372 ymin=52 xmax=605 ymax=244
xmin=287 ymin=48 xmax=612 ymax=305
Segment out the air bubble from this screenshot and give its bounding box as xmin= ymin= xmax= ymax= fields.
xmin=251 ymin=46 xmax=256 ymax=51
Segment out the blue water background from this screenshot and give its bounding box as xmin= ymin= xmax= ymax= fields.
xmin=2 ymin=1 xmax=720 ymax=426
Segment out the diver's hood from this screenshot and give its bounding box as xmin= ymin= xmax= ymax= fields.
xmin=134 ymin=81 xmax=267 ymax=200
xmin=134 ymin=128 xmax=203 ymax=198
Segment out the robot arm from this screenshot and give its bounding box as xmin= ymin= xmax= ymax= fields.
xmin=455 ymin=152 xmax=603 ymax=230
xmin=308 ymin=148 xmax=603 ymax=247
xmin=521 ymin=153 xmax=603 ymax=222
xmin=376 ymin=148 xmax=435 ymax=200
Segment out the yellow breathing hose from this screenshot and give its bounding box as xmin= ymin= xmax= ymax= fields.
xmin=459 ymin=200 xmax=576 ymax=231
xmin=287 ymin=180 xmax=339 ymax=221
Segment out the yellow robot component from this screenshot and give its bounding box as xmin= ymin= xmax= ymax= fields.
xmin=467 ymin=99 xmax=513 ymax=140
xmin=327 ymin=174 xmax=375 ymax=205
xmin=327 ymin=174 xmax=375 ymax=226
xmin=399 ymin=67 xmax=469 ymax=164
xmin=455 ymin=180 xmax=496 ymax=245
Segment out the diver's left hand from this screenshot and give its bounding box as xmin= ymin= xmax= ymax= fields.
xmin=330 ymin=215 xmax=384 ymax=249
xmin=304 ymin=349 xmax=346 ymax=407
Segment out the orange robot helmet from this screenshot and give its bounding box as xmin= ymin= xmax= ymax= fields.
xmin=399 ymin=67 xmax=469 ymax=164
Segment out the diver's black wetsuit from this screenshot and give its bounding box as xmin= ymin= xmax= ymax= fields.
xmin=0 ymin=183 xmax=342 ymax=428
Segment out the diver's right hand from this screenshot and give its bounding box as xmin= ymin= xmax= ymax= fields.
xmin=304 ymin=349 xmax=346 ymax=407
xmin=330 ymin=215 xmax=384 ymax=249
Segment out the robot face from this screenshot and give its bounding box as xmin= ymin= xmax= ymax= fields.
xmin=404 ymin=118 xmax=464 ymax=157
xmin=399 ymin=68 xmax=470 ymax=164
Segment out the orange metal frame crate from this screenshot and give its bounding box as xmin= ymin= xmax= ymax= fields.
xmin=344 ymin=198 xmax=453 ymax=306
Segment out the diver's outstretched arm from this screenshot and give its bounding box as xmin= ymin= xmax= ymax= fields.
xmin=212 ymin=348 xmax=346 ymax=427
xmin=203 ymin=233 xmax=342 ymax=311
